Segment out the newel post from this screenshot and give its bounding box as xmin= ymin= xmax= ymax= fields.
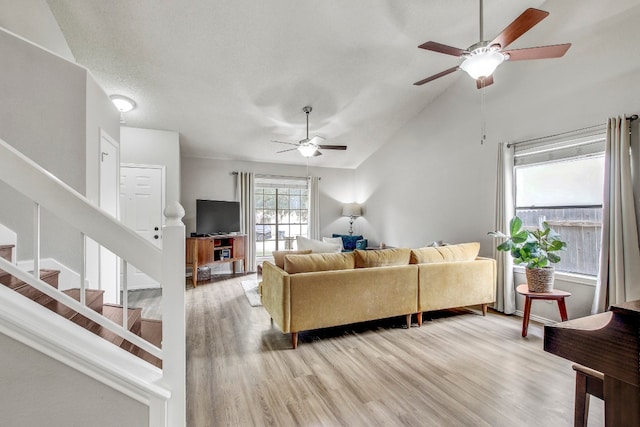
xmin=162 ymin=201 xmax=186 ymax=427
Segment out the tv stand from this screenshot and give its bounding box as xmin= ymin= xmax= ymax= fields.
xmin=186 ymin=234 xmax=246 ymax=287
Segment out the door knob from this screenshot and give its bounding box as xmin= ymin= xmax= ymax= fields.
xmin=154 ymin=235 xmax=159 ymax=239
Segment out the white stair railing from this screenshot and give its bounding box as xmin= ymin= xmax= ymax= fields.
xmin=0 ymin=137 xmax=185 ymax=426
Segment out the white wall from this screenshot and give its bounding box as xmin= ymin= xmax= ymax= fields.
xmin=180 ymin=157 xmax=357 ymax=238
xmin=121 ymin=127 xmax=181 ymax=206
xmin=0 ymin=332 xmax=148 ymax=426
xmin=355 ymin=0 xmax=640 ymax=319
xmin=0 ymin=0 xmax=75 ymax=61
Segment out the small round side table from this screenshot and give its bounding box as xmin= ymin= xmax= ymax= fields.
xmin=516 ymin=284 xmax=571 ymax=337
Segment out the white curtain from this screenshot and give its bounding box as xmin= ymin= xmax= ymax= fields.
xmin=592 ymin=117 xmax=640 ymax=313
xmin=494 ymin=142 xmax=516 ymax=314
xmin=237 ymin=172 xmax=256 ymax=273
xmin=308 ymin=176 xmax=320 ymax=240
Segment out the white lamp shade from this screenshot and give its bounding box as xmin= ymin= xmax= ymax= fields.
xmin=110 ymin=95 xmax=136 ymax=113
xmin=342 ymin=203 xmax=362 ymax=217
xmin=297 ymin=143 xmax=317 ymax=158
xmin=460 ymin=50 xmax=505 ymax=79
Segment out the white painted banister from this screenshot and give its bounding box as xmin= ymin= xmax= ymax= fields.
xmin=0 ymin=138 xmax=161 ymax=281
xmin=161 ymin=201 xmax=186 ymax=427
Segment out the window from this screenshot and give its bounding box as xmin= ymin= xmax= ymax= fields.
xmin=514 ymin=134 xmax=605 ymax=276
xmin=254 ymin=177 xmax=309 ymax=257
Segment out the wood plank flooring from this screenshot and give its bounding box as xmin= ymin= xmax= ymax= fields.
xmin=186 ymin=273 xmax=604 ymax=426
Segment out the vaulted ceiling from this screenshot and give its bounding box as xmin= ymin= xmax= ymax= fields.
xmin=45 ymin=0 xmax=588 ymax=168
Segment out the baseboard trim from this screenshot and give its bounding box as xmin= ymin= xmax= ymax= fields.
xmin=514 ymin=309 xmax=554 ymax=326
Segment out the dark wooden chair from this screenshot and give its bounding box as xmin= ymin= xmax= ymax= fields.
xmin=572 ymin=364 xmax=604 ymax=427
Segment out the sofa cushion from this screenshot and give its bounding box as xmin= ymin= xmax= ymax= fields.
xmin=272 ymin=250 xmax=312 ymax=269
xmin=296 ymin=236 xmax=342 ymax=253
xmin=322 ymin=236 xmax=344 ymax=251
xmin=332 ymin=234 xmax=364 ymax=251
xmin=354 ymin=248 xmax=411 ymax=268
xmin=284 ymin=252 xmax=355 ymax=274
xmin=410 ymin=242 xmax=480 ymax=264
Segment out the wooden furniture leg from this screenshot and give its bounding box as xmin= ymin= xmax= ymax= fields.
xmin=572 ymin=364 xmax=604 ymax=427
xmin=522 ymin=296 xmax=532 ymax=337
xmin=291 ymin=332 xmax=298 ymax=349
xmin=482 ymin=303 xmax=488 ymax=316
xmin=406 ymin=314 xmax=411 ymax=328
xmin=558 ymin=297 xmax=569 ymax=321
xmin=417 ymin=312 xmax=422 ymax=327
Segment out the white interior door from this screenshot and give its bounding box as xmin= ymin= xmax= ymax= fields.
xmin=99 ymin=131 xmax=119 ymax=304
xmin=120 ymin=165 xmax=164 ymax=289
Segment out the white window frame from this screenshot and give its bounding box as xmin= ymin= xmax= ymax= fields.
xmin=512 ymin=131 xmax=606 ymax=282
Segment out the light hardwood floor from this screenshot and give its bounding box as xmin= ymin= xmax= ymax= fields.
xmin=186 ymin=273 xmax=604 ymax=427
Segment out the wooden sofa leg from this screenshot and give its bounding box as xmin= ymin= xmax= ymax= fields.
xmin=482 ymin=304 xmax=488 ymax=316
xmin=291 ymin=332 xmax=298 ymax=349
xmin=406 ymin=314 xmax=411 ymax=328
xmin=417 ymin=312 xmax=422 ymax=327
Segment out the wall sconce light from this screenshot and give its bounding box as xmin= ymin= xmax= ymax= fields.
xmin=342 ymin=203 xmax=362 ymax=236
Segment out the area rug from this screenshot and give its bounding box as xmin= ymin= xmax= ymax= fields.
xmin=241 ymin=280 xmax=262 ymax=307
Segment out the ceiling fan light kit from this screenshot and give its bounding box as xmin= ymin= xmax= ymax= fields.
xmin=459 ymin=45 xmax=506 ymax=80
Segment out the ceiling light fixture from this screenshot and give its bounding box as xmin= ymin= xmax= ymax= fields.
xmin=109 ymin=95 xmax=136 ymax=113
xmin=459 ymin=46 xmax=506 ymax=80
xmin=297 ymin=141 xmax=318 ymax=158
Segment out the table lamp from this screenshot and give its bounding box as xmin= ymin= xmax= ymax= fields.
xmin=342 ymin=203 xmax=362 ymax=236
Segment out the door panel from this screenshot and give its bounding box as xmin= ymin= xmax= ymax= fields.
xmin=120 ymin=165 xmax=163 ymax=289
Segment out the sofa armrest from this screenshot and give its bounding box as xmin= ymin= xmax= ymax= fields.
xmin=261 ymin=261 xmax=292 ymax=332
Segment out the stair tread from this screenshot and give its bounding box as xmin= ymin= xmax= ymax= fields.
xmin=0 ymin=268 xmax=59 ymax=289
xmin=128 ymin=319 xmax=163 ymax=368
xmin=39 ymin=289 xmax=105 ymax=318
xmin=73 ymin=304 xmax=143 ymax=347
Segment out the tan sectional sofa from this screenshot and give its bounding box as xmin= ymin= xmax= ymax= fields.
xmin=260 ymin=243 xmax=496 ymax=348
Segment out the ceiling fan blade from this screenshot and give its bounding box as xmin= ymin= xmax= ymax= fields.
xmin=317 ymin=145 xmax=347 ymax=150
xmin=418 ymin=41 xmax=467 ymax=57
xmin=271 ymin=140 xmax=298 ymax=146
xmin=276 ymin=147 xmax=298 ymax=154
xmin=504 ymin=43 xmax=571 ymax=61
xmin=490 ymin=8 xmax=549 ymax=50
xmin=413 ymin=66 xmax=459 ymax=86
xmin=476 ymin=75 xmax=494 ymax=89
xmin=313 ymin=150 xmax=323 ymax=157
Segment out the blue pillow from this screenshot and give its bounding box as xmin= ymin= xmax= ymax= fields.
xmin=332 ymin=234 xmax=364 ymax=251
xmin=355 ymin=239 xmax=368 ymax=250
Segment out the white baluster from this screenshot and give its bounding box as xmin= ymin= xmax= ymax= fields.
xmin=122 ymin=259 xmax=128 ymax=330
xmin=80 ymin=233 xmax=86 ymax=306
xmin=33 ymin=202 xmax=40 ymax=280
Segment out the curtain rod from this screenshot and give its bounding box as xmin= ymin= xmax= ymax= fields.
xmin=507 ymin=114 xmax=638 ymax=148
xmin=231 ymin=172 xmax=320 ymax=180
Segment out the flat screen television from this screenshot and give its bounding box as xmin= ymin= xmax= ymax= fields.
xmin=195 ymin=200 xmax=241 ymax=236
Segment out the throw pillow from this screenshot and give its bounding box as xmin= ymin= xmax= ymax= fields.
xmin=272 ymin=250 xmax=312 ymax=269
xmin=354 ymin=248 xmax=411 ymax=268
xmin=322 ymin=236 xmax=344 ymax=251
xmin=296 ymin=236 xmax=342 ymax=253
xmin=284 ymin=252 xmax=355 ymax=274
xmin=332 ymin=234 xmax=364 ymax=251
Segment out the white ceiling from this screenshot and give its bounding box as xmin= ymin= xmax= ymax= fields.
xmin=45 ymin=0 xmax=570 ymax=168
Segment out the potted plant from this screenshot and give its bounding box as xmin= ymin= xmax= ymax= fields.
xmin=489 ymin=216 xmax=567 ymax=292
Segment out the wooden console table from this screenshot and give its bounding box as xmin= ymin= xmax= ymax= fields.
xmin=186 ymin=234 xmax=246 ymax=287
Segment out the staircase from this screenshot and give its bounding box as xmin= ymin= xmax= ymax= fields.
xmin=0 ymin=244 xmax=161 ymax=367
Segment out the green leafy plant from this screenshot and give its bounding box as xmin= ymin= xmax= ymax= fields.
xmin=489 ymin=216 xmax=567 ymax=269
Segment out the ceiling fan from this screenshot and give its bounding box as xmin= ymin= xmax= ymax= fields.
xmin=413 ymin=1 xmax=571 ymax=89
xmin=271 ymin=106 xmax=347 ymax=158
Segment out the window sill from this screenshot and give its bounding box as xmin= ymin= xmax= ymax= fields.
xmin=513 ymin=266 xmax=597 ymax=287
